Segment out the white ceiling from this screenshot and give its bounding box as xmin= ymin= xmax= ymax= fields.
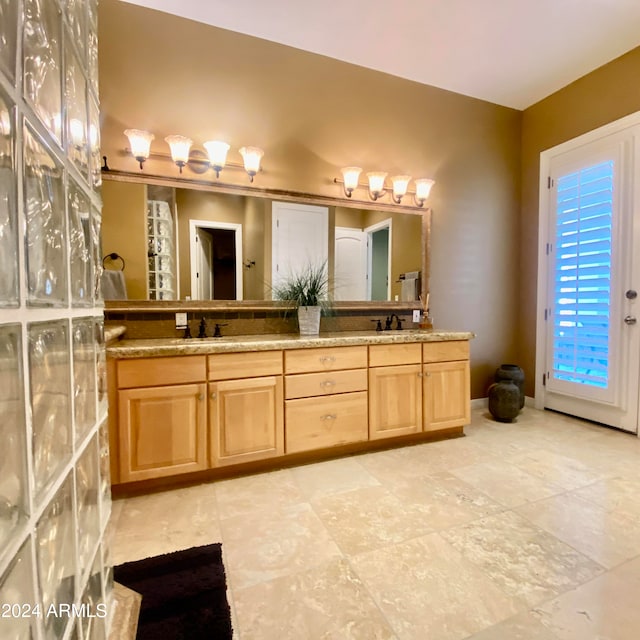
xmin=121 ymin=0 xmax=640 ymax=110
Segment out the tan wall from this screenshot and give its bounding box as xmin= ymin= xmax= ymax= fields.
xmin=98 ymin=0 xmax=522 ymax=398
xmin=520 ymin=46 xmax=640 ymax=395
xmin=101 ymin=180 xmax=147 ymax=299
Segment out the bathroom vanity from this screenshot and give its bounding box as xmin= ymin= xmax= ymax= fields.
xmin=107 ymin=331 xmax=473 ymax=490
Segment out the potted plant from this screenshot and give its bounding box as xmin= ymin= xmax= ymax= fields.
xmin=272 ymin=261 xmax=331 ymax=335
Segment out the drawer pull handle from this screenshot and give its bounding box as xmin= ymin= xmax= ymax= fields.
xmin=319 ymin=356 xmax=336 ymax=363
xmin=210 ymin=392 xmax=217 ymax=400
xmin=320 ymin=413 xmax=337 ymax=420
xmin=320 ymin=380 xmax=336 ymax=388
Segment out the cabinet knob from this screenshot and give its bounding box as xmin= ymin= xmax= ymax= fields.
xmin=198 ymin=393 xmax=204 ymax=401
xmin=320 ymin=379 xmax=336 ymax=388
xmin=210 ymin=392 xmax=217 ymax=400
xmin=320 ymin=356 xmax=336 ymax=363
xmin=417 ymin=372 xmax=423 ymax=378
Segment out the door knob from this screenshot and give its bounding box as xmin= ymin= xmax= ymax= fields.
xmin=626 ymin=289 xmax=637 ymax=300
xmin=624 ymin=315 xmax=637 ymax=325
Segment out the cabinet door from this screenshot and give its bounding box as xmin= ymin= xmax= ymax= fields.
xmin=209 ymin=376 xmax=284 ymax=467
xmin=368 ymin=364 xmax=422 ymax=439
xmin=118 ymin=383 xmax=207 ymax=482
xmin=423 ymin=360 xmax=470 ymax=430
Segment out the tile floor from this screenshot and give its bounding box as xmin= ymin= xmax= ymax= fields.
xmin=110 ymin=406 xmax=640 ymax=639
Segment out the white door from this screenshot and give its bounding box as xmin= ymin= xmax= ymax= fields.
xmin=334 ymin=227 xmax=367 ymax=300
xmin=537 ymin=117 xmax=640 ymax=433
xmin=365 ymin=219 xmax=392 ymax=301
xmin=196 ymin=228 xmax=213 ymax=300
xmin=272 ymin=201 xmax=328 ymax=292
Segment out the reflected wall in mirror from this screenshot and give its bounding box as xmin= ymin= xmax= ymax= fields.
xmin=100 ymin=177 xmax=423 ymax=302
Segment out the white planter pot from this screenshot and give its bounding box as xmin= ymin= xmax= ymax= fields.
xmin=297 ymin=305 xmax=321 ymax=335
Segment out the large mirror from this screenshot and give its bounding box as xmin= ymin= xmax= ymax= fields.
xmin=100 ymin=175 xmax=425 ymax=303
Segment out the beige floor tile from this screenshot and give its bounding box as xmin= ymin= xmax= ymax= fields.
xmin=112 ymin=483 xmax=220 ymax=564
xmin=233 ymin=558 xmax=397 ymax=640
xmin=573 ymin=476 xmax=640 ymax=519
xmin=531 ymin=556 xmax=640 ymax=640
xmin=509 ymin=449 xmax=606 ymax=491
xmin=450 ymin=459 xmax=566 ymax=507
xmin=215 ymin=468 xmax=304 ymax=518
xmin=350 ymin=533 xmax=523 ymax=640
xmin=516 ymin=492 xmax=640 ymax=569
xmin=466 ymin=610 xmax=561 ymax=640
xmin=290 ymin=456 xmax=380 ymax=501
xmin=311 ymin=485 xmax=434 ymax=556
xmin=219 ymin=502 xmax=341 ymax=590
xmin=440 ymin=510 xmax=604 ymax=606
xmin=383 ymin=471 xmax=505 ymax=530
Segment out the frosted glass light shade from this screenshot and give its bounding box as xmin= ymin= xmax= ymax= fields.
xmin=203 ymin=140 xmax=230 ymax=174
xmin=340 ymin=166 xmax=362 ymax=196
xmin=391 ymin=175 xmax=411 ymax=202
xmin=239 ymin=146 xmax=263 ymax=179
xmin=164 ymin=134 xmax=192 ymax=168
xmin=415 ymin=178 xmax=435 ymax=204
xmin=124 ymin=129 xmax=154 ymax=164
xmin=367 ymin=171 xmax=387 ymax=200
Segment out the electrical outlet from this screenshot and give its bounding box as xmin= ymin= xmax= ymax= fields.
xmin=412 ymin=309 xmax=421 ymax=323
xmin=175 ymin=312 xmax=188 ymax=329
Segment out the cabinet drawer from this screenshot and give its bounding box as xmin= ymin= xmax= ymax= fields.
xmin=285 ymin=346 xmax=367 ymax=374
xmin=422 ymin=341 xmax=469 ymax=363
xmin=369 ymin=343 xmax=422 ymax=367
xmin=285 ymin=368 xmax=367 ymax=400
xmin=117 ymin=356 xmax=206 ymax=388
xmin=285 ymin=391 xmax=368 ymax=453
xmin=208 ymin=350 xmax=283 ymax=380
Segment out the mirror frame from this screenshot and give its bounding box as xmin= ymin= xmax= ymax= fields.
xmin=101 ymin=169 xmax=431 ymax=312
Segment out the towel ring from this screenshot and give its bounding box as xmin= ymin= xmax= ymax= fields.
xmin=102 ymin=252 xmax=125 ymax=271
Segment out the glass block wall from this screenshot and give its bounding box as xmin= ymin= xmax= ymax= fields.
xmin=0 ymin=1 xmax=111 ymax=639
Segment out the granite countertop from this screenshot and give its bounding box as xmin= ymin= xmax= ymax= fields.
xmin=106 ymin=330 xmax=475 ymax=359
xmin=105 ymin=325 xmax=127 ymax=344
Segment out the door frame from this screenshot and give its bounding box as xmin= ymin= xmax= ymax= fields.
xmin=364 ymin=218 xmax=392 ymax=301
xmin=535 ymin=110 xmax=640 ymax=433
xmin=189 ymin=219 xmax=243 ymax=300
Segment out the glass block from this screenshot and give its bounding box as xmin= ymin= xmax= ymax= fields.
xmin=81 ymin=547 xmax=106 ymax=640
xmin=87 ymin=0 xmax=99 ymax=96
xmin=64 ymin=0 xmax=86 ymax=61
xmin=28 ymin=320 xmax=71 ymax=499
xmin=98 ymin=418 xmax=111 ymax=527
xmin=91 ymin=207 xmax=102 ymax=302
xmin=76 ymin=437 xmax=100 ymax=579
xmin=95 ymin=319 xmax=107 ymax=419
xmin=68 ymin=180 xmax=93 ymax=306
xmin=88 ymin=97 xmax=101 ymax=189
xmin=23 ymin=0 xmax=63 ymax=143
xmin=0 ymin=539 xmax=37 ymax=640
xmin=65 ymin=42 xmax=89 ymax=176
xmin=72 ymin=318 xmax=96 ymax=443
xmin=24 ymin=123 xmax=67 ymax=306
xmin=0 ymin=87 xmax=19 ymax=306
xmin=101 ymin=539 xmax=113 ymax=612
xmin=0 ymin=325 xmax=28 ymax=551
xmin=36 ymin=472 xmax=76 ymax=640
xmin=0 ymin=0 xmax=18 ymax=82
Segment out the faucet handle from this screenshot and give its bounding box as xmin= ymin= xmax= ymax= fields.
xmin=198 ymin=318 xmax=207 ymax=338
xmin=183 ymin=324 xmax=192 ymax=339
xmin=384 ymin=316 xmax=392 ymax=330
xmin=213 ymin=323 xmax=228 ymax=338
xmin=371 ymin=319 xmax=383 ymax=332
xmin=396 ymin=318 xmax=403 ymax=330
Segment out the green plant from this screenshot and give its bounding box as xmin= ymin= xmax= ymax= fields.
xmin=271 ymin=261 xmax=332 ymax=310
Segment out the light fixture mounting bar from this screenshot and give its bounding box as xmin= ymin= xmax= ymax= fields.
xmin=333 ymin=176 xmax=419 ymax=196
xmin=124 ymin=148 xmax=261 ymax=173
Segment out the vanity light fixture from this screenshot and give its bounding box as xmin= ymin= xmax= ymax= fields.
xmin=414 ymin=178 xmax=435 ymax=207
xmin=124 ymin=129 xmax=154 ymax=169
xmin=239 ymin=146 xmax=264 ymax=182
xmin=203 ymin=140 xmax=230 ymax=178
xmin=122 ymin=129 xmax=263 ymax=181
xmin=334 ymin=168 xmax=435 ymax=208
xmin=164 ymin=135 xmax=193 ymax=173
xmin=340 ymin=166 xmax=362 ymax=197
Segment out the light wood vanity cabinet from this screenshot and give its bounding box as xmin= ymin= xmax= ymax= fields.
xmin=109 ymin=337 xmax=471 ymax=486
xmin=285 ymin=346 xmax=368 ymax=453
xmin=208 ymin=351 xmax=284 ymax=466
xmin=116 ymin=356 xmax=208 ymax=482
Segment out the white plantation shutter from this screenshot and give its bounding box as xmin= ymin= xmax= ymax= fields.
xmin=550 ymin=160 xmax=615 ymax=396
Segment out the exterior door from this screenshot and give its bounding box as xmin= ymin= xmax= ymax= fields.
xmin=538 ymin=121 xmax=640 ymax=433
